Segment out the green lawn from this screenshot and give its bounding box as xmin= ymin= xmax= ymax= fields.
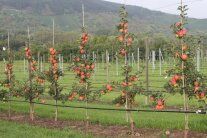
xmin=0 ymin=99 xmax=206 ymax=132
xmin=0 ymin=120 xmax=93 ymax=138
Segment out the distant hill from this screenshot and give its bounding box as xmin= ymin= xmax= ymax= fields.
xmin=0 ymin=0 xmax=207 ymax=35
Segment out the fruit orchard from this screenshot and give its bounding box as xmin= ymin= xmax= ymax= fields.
xmin=0 ymin=1 xmax=207 ymax=138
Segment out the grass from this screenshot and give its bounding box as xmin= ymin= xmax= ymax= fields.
xmin=0 ymin=60 xmax=207 ymax=132
xmin=0 ymin=120 xmax=94 ymax=138
xmin=0 ymin=99 xmax=206 ymax=132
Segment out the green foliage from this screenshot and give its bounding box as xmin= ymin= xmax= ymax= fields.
xmin=23 ymin=81 xmax=44 ymax=101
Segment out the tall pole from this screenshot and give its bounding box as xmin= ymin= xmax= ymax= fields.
xmin=27 ymin=27 xmax=34 ymax=121
xmin=82 ymin=3 xmax=85 ymax=27
xmin=159 ymin=48 xmax=162 ymax=76
xmin=180 ymin=0 xmax=189 ymax=137
xmin=7 ymin=31 xmax=11 ymax=119
xmin=52 ymin=19 xmax=58 ymax=122
xmin=137 ymin=48 xmax=140 ymax=71
xmin=82 ymin=3 xmax=89 ymax=131
xmin=53 ymin=19 xmax=55 ymax=47
xmin=145 ymin=38 xmax=149 ymax=105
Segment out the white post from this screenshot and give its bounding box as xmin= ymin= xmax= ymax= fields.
xmin=137 ymin=48 xmax=140 ymax=71
xmin=152 ymin=51 xmax=156 ymax=72
xmin=61 ymin=55 xmax=64 ymax=73
xmin=125 ymin=53 xmax=127 ymax=64
xmin=206 ymin=50 xmax=207 ymax=63
xmin=102 ymin=53 xmax=104 ymax=67
xmin=106 ymin=50 xmax=109 ymax=82
xmin=93 ymin=53 xmax=97 ymax=80
xmin=43 ymin=55 xmax=45 ymax=71
xmin=159 ymin=48 xmax=162 ymax=76
xmin=92 ymin=51 xmax=95 ymax=61
xmin=116 ymin=52 xmax=119 ymax=76
xmin=3 ymin=58 xmax=6 ymax=71
xmin=58 ymin=54 xmax=61 ymax=71
xmin=24 ymin=58 xmax=26 ymax=74
xmin=132 ymin=53 xmax=135 ymax=67
xmin=40 ymin=56 xmax=43 ymax=72
xmin=196 ymin=48 xmax=200 ymax=72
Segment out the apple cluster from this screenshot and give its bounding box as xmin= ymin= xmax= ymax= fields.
xmin=80 ymin=33 xmax=89 ymax=54
xmin=49 ymin=48 xmax=59 ymax=80
xmin=25 ymin=47 xmax=37 ymax=71
xmin=117 ymin=20 xmax=134 ymax=57
xmin=194 ymin=81 xmax=206 ymax=100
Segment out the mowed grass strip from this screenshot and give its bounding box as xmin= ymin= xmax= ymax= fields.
xmin=0 ymin=120 xmax=94 ymax=138
xmin=0 ymin=100 xmax=206 ymax=132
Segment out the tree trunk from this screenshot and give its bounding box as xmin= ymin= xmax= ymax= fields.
xmin=30 ymin=101 xmax=34 ymax=121
xmin=85 ymin=84 xmax=89 ymax=133
xmin=8 ymin=100 xmax=11 ymax=119
xmin=54 ymin=95 xmax=58 ymax=122
xmin=129 ymin=104 xmax=135 ymax=136
xmin=184 ymin=95 xmax=189 ymax=138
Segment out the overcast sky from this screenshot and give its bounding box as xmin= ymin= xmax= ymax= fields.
xmin=103 ymin=0 xmax=207 ymax=19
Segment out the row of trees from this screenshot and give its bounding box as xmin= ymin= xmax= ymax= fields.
xmin=1 ymin=28 xmax=207 ymax=61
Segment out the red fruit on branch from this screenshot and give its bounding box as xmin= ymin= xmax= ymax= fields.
xmin=170 ymin=78 xmax=177 ymax=86
xmin=176 ymin=28 xmax=187 ymax=38
xmin=181 ymin=54 xmax=188 ymax=61
xmin=79 ymin=96 xmax=85 ymax=101
xmin=86 ymin=65 xmax=90 ymax=69
xmin=155 ymin=105 xmax=164 ymax=110
xmin=81 ymin=75 xmax=85 ymax=79
xmin=128 ymin=37 xmax=133 ymax=42
xmin=49 ymin=48 xmax=54 ymax=52
xmin=106 ymin=84 xmax=113 ymax=91
xmin=157 ymin=100 xmax=163 ymax=106
xmin=80 ymin=49 xmax=85 ymax=54
xmin=82 ymin=33 xmax=86 ymax=38
xmin=124 ymin=23 xmax=128 ymax=28
xmin=182 ymin=44 xmax=187 ymax=51
xmin=91 ymin=64 xmax=95 ymax=69
xmin=86 ymin=72 xmax=90 ymax=78
xmin=182 ymin=28 xmax=187 ymax=35
xmin=195 ymin=91 xmax=199 ymax=96
xmin=127 ymin=42 xmax=132 ymax=47
xmin=176 ymin=21 xmax=182 ymax=27
xmin=124 ymin=29 xmax=128 ymax=33
xmin=194 ymin=81 xmax=199 ymax=86
xmin=122 ymin=82 xmax=127 ymax=87
xmin=150 ymin=96 xmax=155 ymax=101
xmin=194 ymin=86 xmax=199 ymax=91
xmin=118 ymin=36 xmax=124 ymax=43
xmin=200 ymin=92 xmax=205 ymax=98
xmin=119 ymin=49 xmax=127 ymax=54
xmin=174 ymin=74 xmax=181 ymax=81
xmin=68 ymin=96 xmax=74 ymax=101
